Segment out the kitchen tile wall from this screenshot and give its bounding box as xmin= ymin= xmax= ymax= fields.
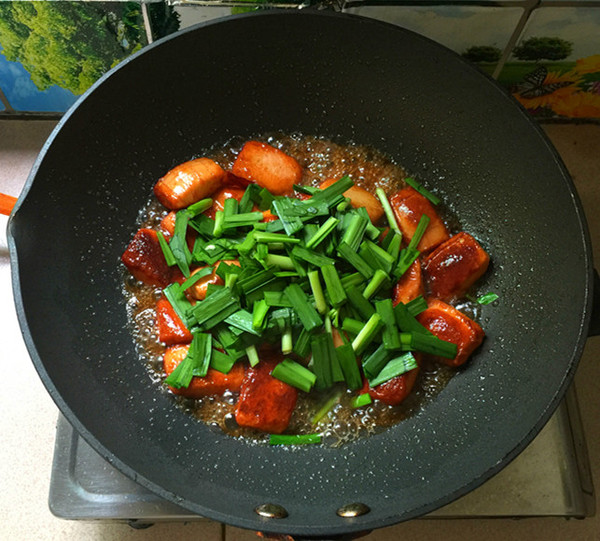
xmin=1 ymin=0 xmax=599 ymax=120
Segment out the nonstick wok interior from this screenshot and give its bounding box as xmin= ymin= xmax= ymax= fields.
xmin=8 ymin=11 xmax=593 ymax=537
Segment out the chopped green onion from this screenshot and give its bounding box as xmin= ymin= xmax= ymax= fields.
xmin=376 ymin=187 xmax=402 ymax=235
xmin=351 ymin=312 xmax=382 ymax=355
xmin=225 ymin=309 xmax=261 ymax=336
xmin=362 ymin=269 xmax=389 ymax=300
xmin=191 ymin=332 xmax=212 ymax=377
xmin=312 ymin=175 xmax=354 ymax=206
xmin=406 ymin=295 xmax=428 ymax=316
xmin=238 ymin=183 xmax=260 ymax=213
xmin=291 ymin=245 xmax=336 ymax=268
xmin=179 ymin=267 xmax=213 ymax=291
xmin=341 ymin=317 xmax=364 ymax=336
xmin=477 ymin=292 xmax=499 ymax=305
xmin=335 ymin=342 xmax=362 ymax=390
xmin=362 ymin=343 xmax=390 ymax=379
xmin=394 ymin=302 xmax=432 ymax=335
xmin=157 ymin=230 xmax=177 ymax=267
xmin=310 ymin=333 xmax=334 ymax=389
xmin=336 ymin=242 xmax=374 ymax=279
xmin=254 ymin=231 xmax=301 ymax=244
xmin=223 ymin=197 xmax=239 ymax=217
xmin=341 ymin=213 xmax=368 ymax=252
xmin=271 ymin=358 xmax=317 ymax=393
xmin=351 ymin=393 xmax=372 ymax=409
xmin=245 ymin=344 xmax=260 ymax=367
xmin=359 ymin=239 xmax=395 ymax=274
xmin=263 ymin=291 xmax=292 ymax=307
xmin=311 ymin=390 xmax=343 ymax=424
xmin=340 ymin=272 xmax=366 ymax=291
xmin=269 ymin=433 xmax=322 ymax=445
xmin=284 ymin=283 xmax=322 ymax=332
xmin=293 ymin=327 xmax=313 ymax=358
xmin=186 ymin=198 xmax=214 ymax=217
xmin=191 ymin=287 xmax=240 ymax=329
xmin=305 ymin=216 xmax=340 ymax=249
xmin=170 ymin=210 xmax=193 ymax=277
xmin=404 ymin=177 xmax=441 ymax=205
xmin=368 ymin=352 xmax=418 ymax=387
xmin=321 ymin=264 xmax=347 ymax=308
xmin=264 ymin=254 xmax=296 ymax=270
xmin=252 ymin=299 xmax=270 ymax=331
xmin=394 ymin=247 xmax=420 ymax=279
xmin=163 ymin=282 xmax=194 ymax=328
xmin=406 ymin=214 xmax=430 ymax=252
xmin=346 ymin=285 xmax=375 ymax=320
xmin=385 ymin=232 xmax=402 ymax=264
xmin=281 ymin=325 xmax=293 ymax=355
xmin=376 ymin=298 xmax=401 ymax=350
xmin=409 ymin=332 xmax=458 ymax=359
xmin=307 ymin=270 xmax=328 ymax=315
xmin=164 ymin=332 xmax=212 ymax=388
xmin=210 ymin=349 xmax=237 ymax=374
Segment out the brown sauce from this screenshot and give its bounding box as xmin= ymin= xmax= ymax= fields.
xmin=123 ymin=134 xmax=473 ymax=447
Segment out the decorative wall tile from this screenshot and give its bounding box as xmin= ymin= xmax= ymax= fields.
xmin=343 ymin=5 xmax=523 ymax=76
xmin=0 ymin=1 xmax=150 ymax=113
xmin=503 ymin=7 xmax=600 ymax=119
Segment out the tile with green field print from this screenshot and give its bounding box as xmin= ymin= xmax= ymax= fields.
xmin=0 ymin=1 xmax=155 ymax=113
xmin=342 ymin=4 xmax=523 ymax=77
xmin=502 ymin=7 xmax=600 ymax=119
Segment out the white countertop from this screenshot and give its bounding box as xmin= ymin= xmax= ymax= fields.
xmin=1 ymin=120 xmax=599 ymax=541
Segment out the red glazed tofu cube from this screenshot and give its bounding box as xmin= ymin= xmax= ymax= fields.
xmin=235 ymin=356 xmax=298 ymax=434
xmin=416 ymin=299 xmax=484 ymax=367
xmin=320 ymin=178 xmax=384 ymax=223
xmin=154 ymin=157 xmax=225 ymax=210
xmin=232 ymin=141 xmax=302 ymax=195
xmin=121 ymin=228 xmax=174 ymax=287
xmin=362 ymin=355 xmax=420 ymax=406
xmin=163 ymin=344 xmax=245 ymax=398
xmin=392 ymin=259 xmax=424 ymax=306
xmin=422 ymin=232 xmax=490 ymax=301
xmin=390 ymin=187 xmax=449 ymax=252
xmin=156 ymin=297 xmax=193 ymax=345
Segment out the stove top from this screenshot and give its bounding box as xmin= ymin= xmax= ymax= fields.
xmin=48 ymin=385 xmax=594 ymax=526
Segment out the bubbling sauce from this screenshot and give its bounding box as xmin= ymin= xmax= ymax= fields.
xmin=123 ymin=134 xmax=471 ymax=447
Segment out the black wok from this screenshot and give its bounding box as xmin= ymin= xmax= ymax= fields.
xmin=8 ymin=11 xmax=593 ymax=538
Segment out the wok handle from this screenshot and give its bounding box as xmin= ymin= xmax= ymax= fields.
xmin=588 ymin=269 xmax=600 ymax=337
xmin=0 ymin=193 xmax=17 ymax=216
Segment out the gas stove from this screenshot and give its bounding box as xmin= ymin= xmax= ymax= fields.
xmin=48 ymin=385 xmax=594 ymax=526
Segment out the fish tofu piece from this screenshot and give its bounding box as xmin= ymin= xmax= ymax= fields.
xmin=232 ymin=141 xmax=302 ymax=196
xmin=390 ymin=187 xmax=449 ymax=252
xmin=235 ymin=356 xmax=298 ymax=434
xmin=154 ymin=157 xmax=225 ymax=210
xmin=417 ymin=299 xmax=485 ymax=367
xmin=422 ymin=232 xmax=490 ymax=301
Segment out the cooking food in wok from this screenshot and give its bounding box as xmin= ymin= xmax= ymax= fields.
xmin=121 ymin=134 xmax=492 ymax=443
xmin=8 ymin=11 xmax=593 ymax=537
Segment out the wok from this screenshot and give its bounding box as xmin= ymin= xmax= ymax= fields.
xmin=8 ymin=10 xmax=594 ymax=538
